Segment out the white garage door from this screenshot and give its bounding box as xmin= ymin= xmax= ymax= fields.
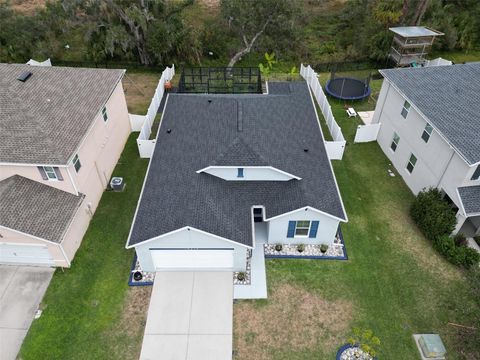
xmin=0 ymin=243 xmax=54 ymax=266
xmin=151 ymin=249 xmax=233 ymax=271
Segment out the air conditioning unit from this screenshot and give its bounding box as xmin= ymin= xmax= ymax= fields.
xmin=110 ymin=177 xmax=125 ymax=192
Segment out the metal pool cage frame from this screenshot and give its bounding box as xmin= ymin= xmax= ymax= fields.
xmin=178 ymin=67 xmax=262 ymax=94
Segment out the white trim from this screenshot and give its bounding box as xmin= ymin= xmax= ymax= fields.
xmin=57 ymin=242 xmax=71 ymax=267
xmin=196 ymin=165 xmax=302 ymax=180
xmin=125 ymin=93 xmax=169 ymax=249
xmin=126 ymin=226 xmax=253 ymax=249
xmin=264 ymin=81 xmax=269 ymax=95
xmin=380 ymin=76 xmax=479 ymax=167
xmin=305 ymin=81 xmax=349 ymax=222
xmin=265 ymin=206 xmax=347 ymax=223
xmin=0 ymin=162 xmax=69 ymax=167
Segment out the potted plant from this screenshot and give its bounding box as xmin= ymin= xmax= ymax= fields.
xmin=275 ymin=244 xmax=283 ymax=252
xmin=236 ymin=272 xmax=246 ymax=281
xmin=320 ymin=244 xmax=329 ymax=254
xmin=297 ymin=243 xmax=305 ymax=253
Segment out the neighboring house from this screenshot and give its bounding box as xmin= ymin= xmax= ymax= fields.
xmin=372 ymin=63 xmax=480 ymax=237
xmin=126 ymin=82 xmax=347 ymax=272
xmin=0 ymin=64 xmax=131 ymax=267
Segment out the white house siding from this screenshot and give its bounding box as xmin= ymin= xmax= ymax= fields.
xmin=375 ymin=82 xmax=470 ymax=198
xmin=202 ymin=167 xmax=296 ymax=181
xmin=134 ymin=228 xmax=248 ymax=272
xmin=266 ymin=208 xmax=340 ymax=245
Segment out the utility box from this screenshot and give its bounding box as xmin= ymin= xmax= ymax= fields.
xmin=413 ymin=334 xmax=446 ymax=360
xmin=110 ymin=177 xmax=125 ymax=192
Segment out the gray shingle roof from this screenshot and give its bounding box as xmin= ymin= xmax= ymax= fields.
xmin=0 ymin=175 xmax=84 ymax=242
xmin=212 ymin=137 xmax=268 ymax=166
xmin=458 ymin=185 xmax=480 ymax=215
xmin=128 ymin=82 xmax=347 ymax=247
xmin=380 ymin=63 xmax=480 ymax=165
xmin=0 ymin=64 xmax=124 ymax=164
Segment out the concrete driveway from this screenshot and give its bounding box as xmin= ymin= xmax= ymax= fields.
xmin=0 ymin=266 xmax=54 ymax=360
xmin=140 ymin=272 xmax=233 ymax=360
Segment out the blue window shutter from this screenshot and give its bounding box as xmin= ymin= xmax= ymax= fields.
xmin=287 ymin=221 xmax=296 ymax=238
xmin=309 ymin=221 xmax=319 ymax=238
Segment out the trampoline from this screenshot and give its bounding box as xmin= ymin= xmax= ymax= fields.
xmin=325 ymin=71 xmax=371 ymax=101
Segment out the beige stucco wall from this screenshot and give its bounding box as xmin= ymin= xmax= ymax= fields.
xmin=0 ymin=79 xmax=131 ymax=266
xmin=0 ymin=226 xmax=68 ymax=267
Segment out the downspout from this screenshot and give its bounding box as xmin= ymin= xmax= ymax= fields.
xmin=436 ymin=147 xmax=456 ymax=188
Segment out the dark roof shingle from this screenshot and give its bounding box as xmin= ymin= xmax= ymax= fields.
xmin=380 ymin=63 xmax=480 ymax=165
xmin=458 ymin=185 xmax=480 ymax=215
xmin=0 ymin=64 xmax=124 ymax=164
xmin=0 ymin=175 xmax=84 ymax=242
xmin=128 ymin=82 xmax=346 ymax=247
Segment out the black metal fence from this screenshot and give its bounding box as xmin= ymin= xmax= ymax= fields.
xmin=178 ymin=67 xmax=262 ymax=94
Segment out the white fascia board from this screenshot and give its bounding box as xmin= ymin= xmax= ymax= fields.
xmin=196 ymin=166 xmax=302 ymax=180
xmin=265 ymin=206 xmax=347 ymax=223
xmin=125 ymin=94 xmax=170 ymax=250
xmin=0 ymin=162 xmax=69 ymax=167
xmin=126 ymin=226 xmax=253 ymax=249
xmin=305 ymin=81 xmax=349 ymax=222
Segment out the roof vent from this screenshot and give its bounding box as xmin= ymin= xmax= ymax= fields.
xmin=166 ymin=128 xmax=172 ymax=134
xmin=17 ymin=71 xmax=32 ymax=82
xmin=208 ymin=99 xmax=212 ymax=103
xmin=304 ymin=148 xmax=309 ymax=152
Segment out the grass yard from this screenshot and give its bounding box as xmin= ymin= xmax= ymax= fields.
xmin=233 ymin=88 xmax=479 ymax=359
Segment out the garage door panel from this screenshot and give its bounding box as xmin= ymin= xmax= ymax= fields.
xmin=151 ymin=249 xmax=233 ymax=270
xmin=0 ymin=243 xmax=54 ymax=266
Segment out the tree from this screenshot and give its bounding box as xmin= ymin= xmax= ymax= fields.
xmin=221 ymin=0 xmax=295 ymax=68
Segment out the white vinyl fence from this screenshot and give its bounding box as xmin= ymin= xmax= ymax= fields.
xmin=129 ymin=65 xmax=175 ymax=158
xmin=300 ymin=64 xmax=346 ymax=160
xmin=354 ymin=123 xmax=381 ymax=143
xmin=26 ymin=58 xmax=52 ymax=67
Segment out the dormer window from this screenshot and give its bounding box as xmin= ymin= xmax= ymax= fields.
xmin=237 ymin=168 xmax=244 ymax=178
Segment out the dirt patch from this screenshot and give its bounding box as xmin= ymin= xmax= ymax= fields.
xmin=7 ymin=0 xmax=46 ymax=14
xmin=234 ymin=284 xmax=353 ymax=359
xmin=123 ymin=72 xmax=161 ymax=115
xmin=118 ymin=286 xmax=152 ymax=338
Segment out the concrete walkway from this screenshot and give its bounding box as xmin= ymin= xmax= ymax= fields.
xmin=140 ymin=272 xmax=232 ymax=360
xmin=0 ymin=266 xmax=54 ymax=360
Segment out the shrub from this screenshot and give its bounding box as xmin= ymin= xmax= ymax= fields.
xmin=320 ymin=244 xmax=329 ymax=253
xmin=454 ymin=233 xmax=468 ymax=247
xmin=347 ymin=328 xmax=381 ymax=358
xmin=297 ymin=244 xmax=305 ymax=253
xmin=410 ymin=188 xmax=457 ymax=241
xmin=274 ymin=244 xmax=283 ymax=252
xmin=434 ymin=235 xmax=480 ymax=268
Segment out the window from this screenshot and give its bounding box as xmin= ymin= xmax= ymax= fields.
xmin=295 ymin=221 xmax=311 ymax=236
xmin=237 ymin=168 xmax=244 ymax=178
xmin=390 ymin=132 xmax=400 ymax=152
xmin=43 ymin=166 xmax=58 ymax=180
xmin=471 ymin=165 xmax=480 ymax=181
xmin=421 ymin=123 xmax=433 ymax=143
xmin=73 ymin=154 xmax=81 ymax=173
xmin=406 ymin=153 xmax=417 ymax=173
xmin=102 ymin=106 xmax=108 ymax=122
xmin=401 ymin=100 xmax=410 ymax=119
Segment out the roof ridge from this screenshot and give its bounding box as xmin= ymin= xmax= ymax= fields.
xmin=212 ymin=137 xmax=269 ymax=166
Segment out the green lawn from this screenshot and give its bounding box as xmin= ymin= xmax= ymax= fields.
xmin=234 ymin=95 xmax=478 ymax=359
xmin=19 ymin=135 xmax=149 ymax=360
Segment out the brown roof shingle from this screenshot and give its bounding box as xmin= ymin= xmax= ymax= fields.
xmin=0 ymin=175 xmax=84 ymax=243
xmin=0 ymin=64 xmax=124 ymax=164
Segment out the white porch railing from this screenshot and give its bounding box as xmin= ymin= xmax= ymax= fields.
xmin=129 ymin=65 xmax=175 ymax=158
xmin=300 ymin=64 xmax=346 ymax=160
